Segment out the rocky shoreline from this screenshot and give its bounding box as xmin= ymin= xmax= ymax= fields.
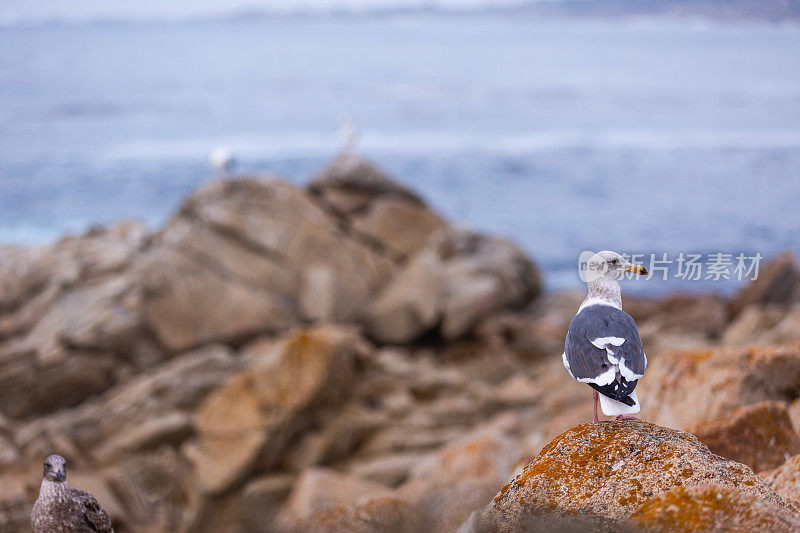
xmin=1 ymin=153 xmax=800 ymax=532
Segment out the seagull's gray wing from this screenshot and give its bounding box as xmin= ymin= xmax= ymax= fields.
xmin=564 ymin=304 xmax=646 ymax=403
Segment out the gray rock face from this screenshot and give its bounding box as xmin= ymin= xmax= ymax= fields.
xmin=140 ymin=177 xmax=397 ymax=352
xmin=0 ymin=222 xmax=151 ymax=419
xmin=366 ymin=227 xmax=541 ymax=344
xmin=0 ymin=157 xmax=552 ymax=532
xmin=309 ymin=152 xmax=447 ymax=259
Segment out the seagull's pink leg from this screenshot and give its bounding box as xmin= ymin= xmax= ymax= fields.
xmin=593 ymin=389 xmax=599 ymax=423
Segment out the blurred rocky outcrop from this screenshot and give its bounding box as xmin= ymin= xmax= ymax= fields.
xmin=3 ymin=155 xmax=800 ymax=532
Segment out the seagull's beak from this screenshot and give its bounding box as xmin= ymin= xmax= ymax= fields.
xmin=625 ymin=263 xmax=648 ymax=275
xmin=56 ymin=469 xmax=65 ymax=482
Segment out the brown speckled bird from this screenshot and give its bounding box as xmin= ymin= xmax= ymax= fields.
xmin=31 ymin=455 xmax=114 ymax=533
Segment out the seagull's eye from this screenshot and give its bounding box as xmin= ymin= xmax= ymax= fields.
xmin=610 ymin=259 xmax=618 ymax=265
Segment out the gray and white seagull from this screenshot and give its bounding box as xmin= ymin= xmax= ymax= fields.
xmin=563 ymin=251 xmax=648 ymax=422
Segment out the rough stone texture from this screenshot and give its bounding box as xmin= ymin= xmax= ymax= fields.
xmin=366 ymin=227 xmax=541 ymax=343
xmin=140 ymin=177 xmax=395 ymax=351
xmin=723 ymin=304 xmax=800 ymax=346
xmin=640 ymin=344 xmax=800 ymax=429
xmin=397 ymin=414 xmax=532 ymax=532
xmin=308 ymin=152 xmax=425 ymax=215
xmin=191 ymin=325 xmax=363 ymax=495
xmin=0 ymin=222 xmax=152 ymax=419
xmin=240 ymin=474 xmax=296 ymax=532
xmin=761 ymin=454 xmax=800 ymax=505
xmin=14 ymin=344 xmax=239 ymax=465
xmin=691 ymin=401 xmax=800 ymax=473
xmin=627 ymin=484 xmax=800 ymax=532
xmin=0 ymin=475 xmax=29 ymax=533
xmin=288 ymin=496 xmax=430 ymax=533
xmin=637 ymin=293 xmax=729 ymax=339
xmin=478 ymin=420 xmax=792 ymax=531
xmin=278 ymin=468 xmax=391 ymax=525
xmin=729 ymin=251 xmax=800 ymax=317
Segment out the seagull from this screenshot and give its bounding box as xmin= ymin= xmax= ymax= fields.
xmin=31 ymin=454 xmax=114 ymax=533
xmin=338 ymin=114 xmax=359 ymax=153
xmin=208 ymin=146 xmax=236 ymax=174
xmin=563 ymin=251 xmax=648 ymax=422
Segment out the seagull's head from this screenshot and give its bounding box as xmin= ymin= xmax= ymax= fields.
xmin=587 ymin=250 xmax=648 ymax=282
xmin=43 ymin=454 xmax=66 ymax=482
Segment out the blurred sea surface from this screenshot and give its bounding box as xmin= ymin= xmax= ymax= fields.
xmin=1 ymin=14 xmax=799 ymax=293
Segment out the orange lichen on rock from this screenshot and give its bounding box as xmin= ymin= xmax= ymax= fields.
xmin=691 ymin=401 xmax=800 ymax=473
xmin=476 ymin=420 xmax=793 ymax=532
xmin=627 ymin=484 xmax=800 ymax=532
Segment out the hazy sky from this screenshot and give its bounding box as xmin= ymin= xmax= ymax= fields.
xmin=2 ymin=0 xmax=522 ymax=21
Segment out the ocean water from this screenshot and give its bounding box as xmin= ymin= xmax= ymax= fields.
xmin=1 ymin=15 xmax=799 ymax=293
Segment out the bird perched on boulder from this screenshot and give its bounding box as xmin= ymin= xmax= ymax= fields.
xmin=31 ymin=454 xmax=114 ymax=533
xmin=563 ymin=251 xmax=648 ymax=422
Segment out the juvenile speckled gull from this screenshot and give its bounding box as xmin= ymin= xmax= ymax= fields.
xmin=31 ymin=454 xmax=114 ymax=533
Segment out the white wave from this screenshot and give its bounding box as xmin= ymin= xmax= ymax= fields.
xmin=101 ymin=128 xmax=800 ymax=163
xmin=0 ymin=0 xmax=531 ymax=28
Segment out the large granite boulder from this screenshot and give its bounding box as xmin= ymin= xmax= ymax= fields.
xmin=640 ymin=344 xmax=800 ymax=429
xmin=140 ymin=178 xmax=396 ymax=352
xmin=14 ymin=344 xmax=239 ymax=465
xmin=0 ymin=222 xmax=153 ymax=419
xmin=475 ymin=420 xmax=792 ymax=531
xmin=309 ymin=153 xmax=447 ymax=260
xmin=190 ymin=325 xmax=364 ymax=495
xmin=690 ymin=401 xmax=800 ymax=473
xmin=729 ymin=251 xmax=800 ymax=316
xmin=365 ymin=227 xmax=541 ymax=344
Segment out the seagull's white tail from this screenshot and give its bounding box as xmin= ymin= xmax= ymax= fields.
xmin=599 ymin=389 xmax=640 ymax=416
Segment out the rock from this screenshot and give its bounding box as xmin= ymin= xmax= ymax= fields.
xmin=761 ymin=454 xmax=800 ymax=505
xmin=362 ymin=247 xmax=443 ymax=344
xmin=721 ymin=304 xmax=789 ymax=346
xmin=288 ymin=496 xmax=429 ymax=533
xmin=365 ymin=227 xmax=540 ymax=343
xmin=729 ymin=251 xmax=800 ymax=316
xmin=103 ymin=448 xmax=195 ymax=531
xmin=278 ymin=468 xmax=391 ymax=525
xmin=140 ymin=177 xmax=395 ymax=351
xmin=723 ymin=304 xmax=800 ymax=346
xmin=478 ymin=420 xmax=791 ymax=531
xmin=627 ymin=484 xmax=800 ymax=532
xmin=691 ymin=401 xmax=800 ymax=473
xmin=475 ymin=291 xmax=583 ymax=360
xmin=637 ymin=293 xmax=729 ymax=340
xmin=241 ymin=474 xmax=296 ymax=532
xmin=351 ymin=197 xmax=447 ymax=259
xmin=398 ymin=414 xmax=530 ymax=532
xmin=0 ymin=223 xmax=153 ymax=419
xmin=192 ymin=326 xmax=362 ymax=495
xmin=347 ymin=453 xmax=423 ymax=487
xmin=15 ymin=344 xmax=239 ymax=464
xmin=0 ymin=475 xmax=30 ymax=533
xmin=308 ymin=153 xmax=425 ymax=216
xmin=309 ymin=154 xmax=447 ymax=259
xmin=641 ymin=344 xmax=800 ymax=429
